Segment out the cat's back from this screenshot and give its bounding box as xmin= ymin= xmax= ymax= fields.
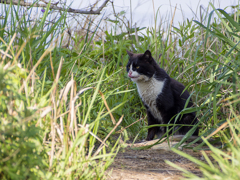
xmin=170 ymin=78 xmax=193 ymax=107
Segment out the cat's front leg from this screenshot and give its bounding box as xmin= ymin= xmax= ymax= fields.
xmin=146 ymin=110 xmax=161 ymax=141
xmin=146 ymin=127 xmax=159 ymax=141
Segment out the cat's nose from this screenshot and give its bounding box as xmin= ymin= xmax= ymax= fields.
xmin=128 ymin=71 xmax=132 ymax=76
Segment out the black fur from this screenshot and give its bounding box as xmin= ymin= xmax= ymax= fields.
xmin=126 ymin=50 xmax=199 ymax=141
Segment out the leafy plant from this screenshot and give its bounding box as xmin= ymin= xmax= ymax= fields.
xmin=0 ymin=63 xmax=50 ymax=179
xmin=0 ymin=2 xmax=124 ymax=179
xmin=167 ymin=3 xmax=240 ymax=179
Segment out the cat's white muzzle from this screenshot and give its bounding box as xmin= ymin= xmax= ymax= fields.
xmin=130 ymin=74 xmax=150 ymax=82
xmin=128 ymin=71 xmax=140 ymax=82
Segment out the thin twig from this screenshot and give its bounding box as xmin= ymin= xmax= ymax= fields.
xmin=116 ymin=117 xmax=144 ymax=134
xmin=2 ymin=33 xmax=16 ymax=61
xmin=206 ymin=115 xmax=240 ymax=139
xmin=78 ymin=124 xmax=108 ymax=147
xmin=93 ymin=115 xmax=123 ymax=156
xmin=0 ymin=0 xmax=110 ymax=15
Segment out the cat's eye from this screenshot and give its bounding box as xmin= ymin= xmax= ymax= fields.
xmin=136 ymin=66 xmax=140 ymax=69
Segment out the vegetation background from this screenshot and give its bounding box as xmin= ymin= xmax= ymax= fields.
xmin=0 ymin=0 xmax=240 ymax=179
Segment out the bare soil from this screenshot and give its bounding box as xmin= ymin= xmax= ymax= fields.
xmin=106 ymin=142 xmax=205 ymax=180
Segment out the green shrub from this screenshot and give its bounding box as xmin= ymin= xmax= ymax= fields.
xmin=0 ymin=63 xmax=50 ymax=179
xmin=167 ymin=3 xmax=240 ymax=179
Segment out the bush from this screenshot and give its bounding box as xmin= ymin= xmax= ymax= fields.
xmin=0 ymin=63 xmax=50 ymax=179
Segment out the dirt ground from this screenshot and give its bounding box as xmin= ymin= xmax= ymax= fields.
xmin=106 ymin=142 xmax=204 ymax=180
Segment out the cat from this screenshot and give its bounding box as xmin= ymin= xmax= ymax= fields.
xmin=126 ymin=50 xmax=199 ymax=141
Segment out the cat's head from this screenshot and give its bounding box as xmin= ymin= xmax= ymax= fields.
xmin=126 ymin=50 xmax=156 ymax=82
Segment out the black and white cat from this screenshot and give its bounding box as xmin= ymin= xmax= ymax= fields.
xmin=126 ymin=50 xmax=199 ymax=141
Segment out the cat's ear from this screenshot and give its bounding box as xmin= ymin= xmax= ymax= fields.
xmin=143 ymin=50 xmax=152 ymax=61
xmin=127 ymin=50 xmax=134 ymax=57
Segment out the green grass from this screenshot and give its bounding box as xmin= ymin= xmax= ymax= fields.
xmin=166 ymin=3 xmax=240 ymax=179
xmin=0 ymin=1 xmax=240 ymax=179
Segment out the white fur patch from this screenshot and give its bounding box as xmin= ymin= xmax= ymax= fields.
xmin=129 ymin=65 xmax=136 ymax=76
xmin=135 ymin=76 xmax=165 ymax=123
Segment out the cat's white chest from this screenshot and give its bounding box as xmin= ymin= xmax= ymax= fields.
xmin=136 ymin=78 xmax=165 ymax=122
